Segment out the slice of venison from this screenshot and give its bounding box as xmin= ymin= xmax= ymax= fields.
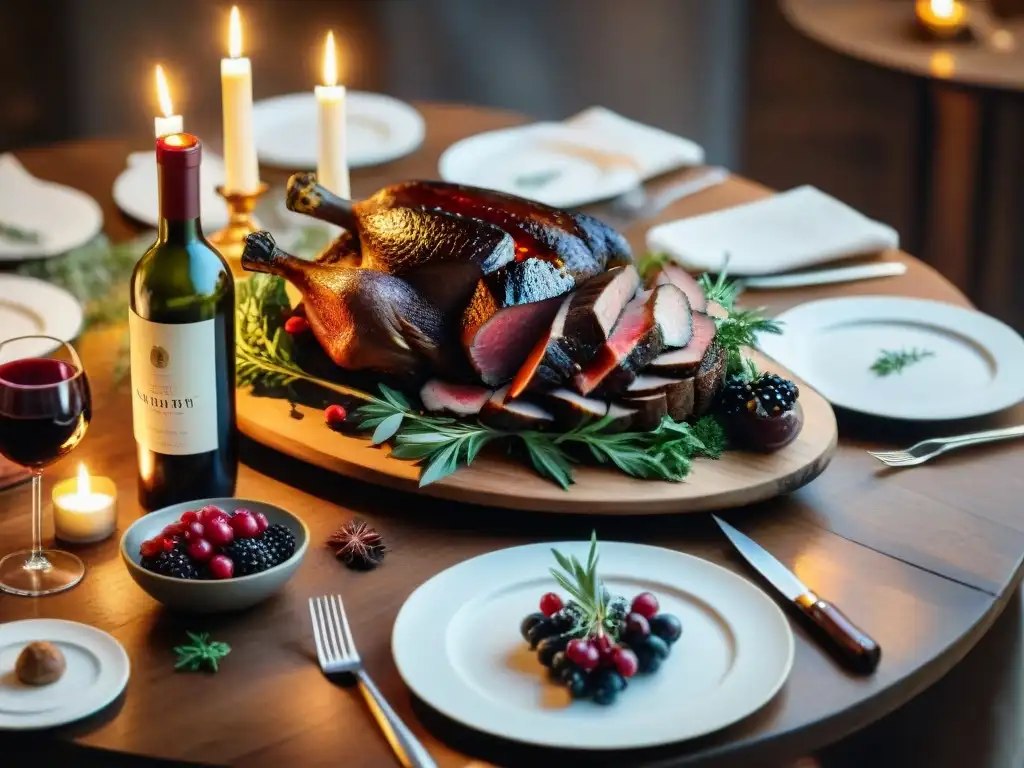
xmin=479 ymin=385 xmax=555 ymax=431
xmin=627 ymin=375 xmax=695 ymax=422
xmin=693 ymin=343 xmax=728 ymax=416
xmin=650 ymin=263 xmax=707 ymax=313
xmin=542 ymin=388 xmax=608 ymax=430
xmin=618 ymin=392 xmax=668 ymax=431
xmin=419 ymin=380 xmax=493 ymax=417
xmin=646 ymin=312 xmax=717 ymax=378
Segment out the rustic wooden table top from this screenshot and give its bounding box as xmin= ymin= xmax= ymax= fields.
xmin=2 ymin=102 xmax=1023 ymax=768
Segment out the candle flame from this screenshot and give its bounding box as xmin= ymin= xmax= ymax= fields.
xmin=76 ymin=463 xmax=90 ymax=496
xmin=930 ymin=0 xmax=955 ymax=18
xmin=323 ymin=31 xmax=338 ymax=87
xmin=229 ymin=6 xmax=243 ymax=58
xmin=155 ymin=64 xmax=174 ymax=117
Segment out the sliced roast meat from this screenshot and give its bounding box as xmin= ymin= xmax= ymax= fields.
xmin=420 ymin=380 xmax=493 ymax=417
xmin=507 ymin=296 xmax=575 ymax=398
xmin=627 ymin=375 xmax=695 ymax=422
xmin=618 ymin=392 xmax=668 ymax=431
xmin=463 ymin=294 xmax=564 ymax=386
xmin=479 ymin=385 xmax=555 ymax=431
xmin=605 ymin=403 xmax=638 ymax=433
xmin=650 ymin=263 xmax=707 ymax=313
xmin=646 ymin=312 xmax=717 ymax=378
xmin=652 ymin=284 xmax=692 ymax=348
xmin=542 ymin=388 xmax=609 ymax=430
xmin=693 ymin=343 xmax=728 ymax=416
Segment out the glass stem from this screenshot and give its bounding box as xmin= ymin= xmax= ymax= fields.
xmin=26 ymin=471 xmax=50 ymax=570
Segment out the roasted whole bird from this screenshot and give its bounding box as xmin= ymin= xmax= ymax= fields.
xmin=241 ymin=176 xmax=726 ymax=431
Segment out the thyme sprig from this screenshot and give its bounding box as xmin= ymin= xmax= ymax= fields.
xmin=870 ymin=348 xmax=934 ymax=377
xmin=173 ymin=632 xmax=231 ymax=673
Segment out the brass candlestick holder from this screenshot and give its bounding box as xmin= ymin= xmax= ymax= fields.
xmin=209 ymin=182 xmax=270 ymax=278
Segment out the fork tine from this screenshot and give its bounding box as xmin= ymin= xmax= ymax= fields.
xmin=308 ymin=597 xmax=328 ymax=668
xmin=326 ymin=594 xmax=349 ymax=660
xmin=336 ymin=595 xmax=359 ymax=661
xmin=868 ymin=451 xmax=913 ymax=462
xmin=317 ymin=596 xmax=341 ymax=663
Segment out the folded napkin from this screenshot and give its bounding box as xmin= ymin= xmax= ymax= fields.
xmin=645 ymin=185 xmax=899 ymax=276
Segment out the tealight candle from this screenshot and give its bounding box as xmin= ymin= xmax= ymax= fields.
xmin=52 ymin=464 xmax=117 ymax=544
xmin=315 ymin=31 xmax=349 ymax=197
xmin=916 ymin=0 xmax=968 ymax=39
xmin=220 ymin=6 xmax=261 ymax=193
xmin=154 ymin=65 xmax=183 ymax=139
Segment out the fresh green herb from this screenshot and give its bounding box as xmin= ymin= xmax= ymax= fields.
xmin=691 ymin=415 xmax=728 ymax=458
xmin=548 ymin=532 xmax=614 ymax=637
xmin=870 ymin=348 xmax=934 ymax=377
xmin=715 ymin=307 xmax=782 ymax=376
xmin=634 ymin=251 xmax=672 ymax=281
xmin=173 ymin=631 xmax=231 ymax=673
xmin=698 ymin=266 xmax=739 ymax=311
xmin=0 ymin=221 xmax=41 ymax=244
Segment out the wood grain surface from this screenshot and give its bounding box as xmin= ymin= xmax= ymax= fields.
xmin=1 ymin=104 xmax=1023 ymax=768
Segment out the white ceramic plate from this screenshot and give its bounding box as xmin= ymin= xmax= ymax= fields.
xmin=392 ymin=541 xmax=793 ymax=750
xmin=438 ymin=123 xmax=642 ymax=208
xmin=253 ymin=91 xmax=425 ymax=169
xmin=759 ymin=296 xmax=1024 ymax=421
xmin=0 ymin=155 xmax=103 ymax=261
xmin=0 ymin=619 xmax=130 ymax=730
xmin=0 ymin=276 xmax=84 ymax=361
xmin=112 ymin=151 xmax=229 ymax=231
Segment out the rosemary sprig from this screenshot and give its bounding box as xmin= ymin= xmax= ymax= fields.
xmin=698 ymin=267 xmax=740 ymax=311
xmin=173 ymin=631 xmax=231 ymax=673
xmin=870 ymin=348 xmax=934 ymax=377
xmin=0 ymin=220 xmax=41 ymax=244
xmin=549 ymin=532 xmax=604 ymax=629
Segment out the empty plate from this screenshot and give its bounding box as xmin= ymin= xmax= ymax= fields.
xmin=112 ymin=151 xmax=229 ymax=231
xmin=0 ymin=275 xmax=84 ymax=361
xmin=0 ymin=619 xmax=130 ymax=729
xmin=253 ymin=91 xmax=425 ymax=169
xmin=392 ymin=541 xmax=793 ymax=750
xmin=759 ymin=296 xmax=1024 ymax=421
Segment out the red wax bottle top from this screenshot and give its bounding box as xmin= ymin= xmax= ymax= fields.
xmin=156 ymin=132 xmax=202 ymax=169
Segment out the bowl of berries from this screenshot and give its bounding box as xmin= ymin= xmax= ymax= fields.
xmin=120 ymin=498 xmax=309 ymax=613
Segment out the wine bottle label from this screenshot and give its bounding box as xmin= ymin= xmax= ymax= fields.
xmin=129 ymin=310 xmax=219 ymax=455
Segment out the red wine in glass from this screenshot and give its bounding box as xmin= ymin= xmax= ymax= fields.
xmin=0 ymin=336 xmax=92 ymax=596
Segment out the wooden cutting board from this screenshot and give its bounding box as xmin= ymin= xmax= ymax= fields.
xmin=236 ymin=352 xmax=838 ymax=515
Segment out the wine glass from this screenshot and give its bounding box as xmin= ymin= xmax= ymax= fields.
xmin=0 ymin=335 xmax=92 ymax=596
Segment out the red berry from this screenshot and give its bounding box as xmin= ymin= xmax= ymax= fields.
xmin=183 ymin=521 xmax=205 ymax=540
xmin=631 ymin=592 xmax=659 ymax=619
xmin=565 ymin=639 xmax=600 ymax=671
xmin=284 ymin=315 xmax=309 ymax=334
xmin=161 ymin=523 xmax=185 ymax=538
xmin=230 ymin=512 xmax=260 ymax=539
xmin=205 ymin=519 xmax=234 ymax=547
xmin=180 ymin=510 xmax=199 ymax=525
xmin=199 ymin=505 xmax=228 ymax=525
xmin=325 ymin=404 xmax=347 ymax=427
xmin=140 ymin=539 xmax=162 ymax=558
xmin=625 ymin=612 xmax=650 ymax=639
xmin=161 ymin=537 xmax=176 ymax=552
xmin=593 ymin=632 xmax=617 ymax=665
xmin=208 ymin=554 xmax=234 ymax=580
xmin=612 ymin=647 xmax=639 ymax=678
xmin=188 ymin=537 xmax=214 ymax=563
xmin=252 ymin=511 xmax=269 ymax=533
xmin=539 ymin=592 xmax=563 ymax=617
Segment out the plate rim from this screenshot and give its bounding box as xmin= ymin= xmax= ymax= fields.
xmin=759 ymin=295 xmax=1024 ymax=421
xmin=0 ymin=274 xmax=84 ymax=353
xmin=0 ymin=180 xmax=103 ymax=261
xmin=391 ymin=541 xmax=794 ymax=750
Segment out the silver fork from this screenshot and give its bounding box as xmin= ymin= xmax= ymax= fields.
xmin=867 ymin=425 xmax=1024 ymax=467
xmin=309 ymin=595 xmax=437 ymax=768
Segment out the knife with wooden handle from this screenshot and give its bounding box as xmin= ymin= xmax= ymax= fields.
xmin=713 ymin=515 xmax=881 ymax=674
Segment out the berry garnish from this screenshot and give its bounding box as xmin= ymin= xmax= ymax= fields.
xmin=536 ymin=636 xmax=568 ymax=668
xmin=162 ymin=523 xmax=185 ymax=538
xmin=230 ymin=511 xmax=260 ymax=539
xmin=139 ymin=538 xmax=162 ymax=559
xmin=624 ymin=612 xmax=650 ymax=640
xmin=208 ymin=554 xmax=234 ymax=580
xmin=612 ymin=647 xmax=638 ymax=678
xmin=566 ymin=639 xmax=599 ymax=671
xmin=187 ymin=537 xmax=214 ymax=563
xmin=631 ymin=592 xmax=659 ymax=619
xmin=649 ymin=614 xmax=683 ymax=645
xmin=252 ymin=511 xmax=269 ymax=534
xmin=325 ymin=404 xmax=347 ymax=428
xmin=180 ymin=510 xmax=199 ymax=525
xmin=199 ymin=505 xmax=228 ymax=525
xmin=539 ymin=592 xmax=563 ymax=617
xmin=205 ymin=519 xmax=234 ymax=547
xmin=526 ymin=619 xmax=558 ymax=649
xmin=719 ymin=372 xmax=804 ymax=452
xmin=520 ymin=612 xmax=546 ymax=642
xmin=183 ymin=521 xmax=205 ymax=540
xmin=161 ymin=537 xmax=176 ymax=552
xmin=284 ymin=315 xmax=309 ymax=334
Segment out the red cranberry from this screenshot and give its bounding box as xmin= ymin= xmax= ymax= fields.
xmin=230 ymin=512 xmax=260 ymax=539
xmin=566 ymin=639 xmax=600 ymax=671
xmin=187 ymin=537 xmax=214 ymax=563
xmin=199 ymin=505 xmax=228 ymax=525
xmin=612 ymin=647 xmax=639 ymax=678
xmin=625 ymin=612 xmax=650 ymax=639
xmin=325 ymin=404 xmax=347 ymax=428
xmin=631 ymin=592 xmax=660 ymax=620
xmin=252 ymin=511 xmax=269 ymax=533
xmin=139 ymin=539 xmax=162 ymax=558
xmin=539 ymin=592 xmax=563 ymax=617
xmin=284 ymin=315 xmax=309 ymax=334
xmin=161 ymin=537 xmax=176 ymax=552
xmin=161 ymin=523 xmax=185 ymax=538
xmin=205 ymin=519 xmax=234 ymax=547
xmin=208 ymin=554 xmax=234 ymax=580
xmin=183 ymin=521 xmax=205 ymax=541
xmin=179 ymin=510 xmax=199 ymax=525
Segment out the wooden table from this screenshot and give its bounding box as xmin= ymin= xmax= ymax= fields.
xmin=3 ymin=103 xmax=1024 ymax=767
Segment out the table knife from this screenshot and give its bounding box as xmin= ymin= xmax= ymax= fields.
xmin=713 ymin=515 xmax=881 ymax=674
xmin=737 ymin=261 xmax=907 ymax=291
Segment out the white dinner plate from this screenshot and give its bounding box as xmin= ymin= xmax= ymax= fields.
xmin=253 ymin=91 xmax=425 ymax=169
xmin=759 ymin=296 xmax=1024 ymax=421
xmin=0 ymin=155 xmax=103 ymax=261
xmin=112 ymin=151 xmax=230 ymax=231
xmin=0 ymin=275 xmax=84 ymax=361
xmin=0 ymin=619 xmax=130 ymax=730
xmin=392 ymin=541 xmax=793 ymax=750
xmin=438 ymin=123 xmax=642 ymax=208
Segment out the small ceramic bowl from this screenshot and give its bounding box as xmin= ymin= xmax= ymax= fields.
xmin=120 ymin=498 xmax=309 ymax=613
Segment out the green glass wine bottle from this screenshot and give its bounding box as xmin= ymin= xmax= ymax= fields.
xmin=129 ymin=133 xmax=237 ymax=510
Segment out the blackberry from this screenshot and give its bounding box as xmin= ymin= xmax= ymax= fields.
xmin=552 ymin=601 xmax=588 ymax=633
xmin=261 ymin=524 xmax=297 ymax=566
xmin=605 ymin=595 xmax=630 ymax=637
xmin=719 ymin=373 xmax=798 ymax=417
xmin=141 ymin=549 xmax=199 ymax=579
xmin=222 ymin=538 xmax=273 ymax=576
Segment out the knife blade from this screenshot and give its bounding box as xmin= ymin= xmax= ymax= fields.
xmin=713 ymin=515 xmax=881 ymax=674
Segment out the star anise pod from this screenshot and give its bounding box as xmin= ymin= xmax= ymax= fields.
xmin=327 ymin=518 xmax=387 ymax=570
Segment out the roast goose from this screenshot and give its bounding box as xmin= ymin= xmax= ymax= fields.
xmin=241 ymin=177 xmax=729 ymax=431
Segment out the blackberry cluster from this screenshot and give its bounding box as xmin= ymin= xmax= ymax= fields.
xmin=223 ymin=539 xmax=274 ymax=576
xmin=720 ymin=373 xmax=799 ymax=417
xmin=262 ymin=524 xmax=297 ymax=566
xmin=141 ymin=550 xmax=199 ymax=579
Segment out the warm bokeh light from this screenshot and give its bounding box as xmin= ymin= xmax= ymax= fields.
xmin=323 ymin=31 xmax=338 ymax=87
xmin=930 ymin=50 xmax=956 ymax=78
xmin=155 ymin=64 xmax=174 ymax=117
xmin=930 ymin=0 xmax=955 ymax=18
xmin=162 ymin=133 xmax=197 ymax=148
xmin=76 ymin=463 xmax=90 ymax=496
xmin=229 ymin=6 xmax=243 ymax=58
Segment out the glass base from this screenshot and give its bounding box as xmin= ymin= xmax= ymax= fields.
xmin=0 ymin=549 xmax=84 ymax=596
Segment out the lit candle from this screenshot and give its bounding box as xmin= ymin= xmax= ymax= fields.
xmin=52 ymin=464 xmax=117 ymax=544
xmin=315 ymin=31 xmax=349 ymax=198
xmin=154 ymin=65 xmax=183 ymax=138
xmin=220 ymin=6 xmax=260 ymax=193
xmin=916 ymin=0 xmax=968 ymax=39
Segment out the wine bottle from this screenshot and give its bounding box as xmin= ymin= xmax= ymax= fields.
xmin=129 ymin=133 xmax=237 ymax=510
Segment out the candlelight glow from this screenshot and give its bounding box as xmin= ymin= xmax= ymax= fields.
xmin=76 ymin=463 xmax=90 ymax=496
xmin=229 ymin=6 xmax=243 ymax=58
xmin=930 ymin=0 xmax=955 ymax=18
xmin=155 ymin=65 xmax=174 ymax=117
xmin=323 ymin=31 xmax=338 ymax=87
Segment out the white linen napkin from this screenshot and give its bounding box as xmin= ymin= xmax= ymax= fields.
xmin=645 ymin=185 xmax=899 ymax=276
